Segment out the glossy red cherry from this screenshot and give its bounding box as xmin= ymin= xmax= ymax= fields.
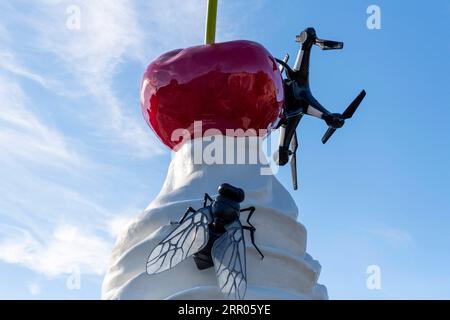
xmin=140 ymin=40 xmax=284 ymax=150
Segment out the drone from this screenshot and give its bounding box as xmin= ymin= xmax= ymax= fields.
xmin=146 ymin=183 xmax=263 ymax=300
xmin=274 ymin=27 xmax=366 ymax=190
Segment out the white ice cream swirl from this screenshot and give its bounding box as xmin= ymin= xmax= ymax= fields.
xmin=102 ymin=137 xmax=327 ymax=299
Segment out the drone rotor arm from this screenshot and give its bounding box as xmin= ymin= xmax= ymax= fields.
xmin=302 ymin=90 xmax=332 ymax=120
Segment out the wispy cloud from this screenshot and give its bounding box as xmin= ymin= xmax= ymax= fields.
xmin=0 ymin=51 xmax=51 ymax=89
xmin=0 ymin=52 xmax=127 ymax=278
xmin=0 ymin=71 xmax=111 ymax=277
xmin=366 ymin=226 xmax=414 ymax=248
xmin=0 ymin=74 xmax=82 ymax=166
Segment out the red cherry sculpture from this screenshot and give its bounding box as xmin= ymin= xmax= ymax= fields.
xmin=140 ymin=40 xmax=284 ymax=150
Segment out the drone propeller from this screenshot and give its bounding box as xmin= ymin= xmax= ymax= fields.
xmin=290 ymin=131 xmax=298 ymax=190
xmin=342 ymin=90 xmax=366 ymax=119
xmin=315 ymin=38 xmax=344 ymax=50
xmin=321 ymin=90 xmax=366 ymax=144
xmin=275 ymin=57 xmax=295 ymax=80
xmin=321 ymin=127 xmax=337 ymax=144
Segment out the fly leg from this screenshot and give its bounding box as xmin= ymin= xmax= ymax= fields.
xmin=240 ymin=206 xmax=256 ymax=228
xmin=171 ymin=206 xmax=197 ymax=225
xmin=203 ymin=193 xmax=214 ymax=207
xmin=240 ymin=206 xmax=264 ymax=260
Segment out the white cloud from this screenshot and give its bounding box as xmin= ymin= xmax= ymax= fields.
xmin=38 ymin=0 xmax=144 ymax=78
xmin=0 ymin=51 xmax=50 ymax=89
xmin=28 ymin=282 xmax=41 ymax=296
xmin=0 ymin=224 xmax=111 ymax=277
xmin=141 ymin=0 xmax=205 ymax=51
xmin=0 ymin=74 xmax=82 ymax=166
xmin=0 ymin=72 xmax=113 ymax=278
xmin=107 ymin=215 xmax=135 ymax=238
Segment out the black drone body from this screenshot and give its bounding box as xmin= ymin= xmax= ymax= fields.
xmin=146 ymin=183 xmax=263 ymax=300
xmin=274 ymin=27 xmax=366 ymax=190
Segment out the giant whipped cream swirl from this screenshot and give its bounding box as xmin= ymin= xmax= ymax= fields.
xmin=102 ymin=137 xmax=327 ymax=299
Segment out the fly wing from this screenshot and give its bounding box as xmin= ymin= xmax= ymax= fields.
xmin=211 ymin=220 xmax=247 ymax=300
xmin=146 ymin=208 xmax=212 ymax=275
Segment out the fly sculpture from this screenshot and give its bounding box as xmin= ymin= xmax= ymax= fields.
xmin=146 ymin=183 xmax=263 ymax=300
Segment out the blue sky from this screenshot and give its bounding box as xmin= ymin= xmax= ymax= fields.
xmin=0 ymin=0 xmax=449 ymax=299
